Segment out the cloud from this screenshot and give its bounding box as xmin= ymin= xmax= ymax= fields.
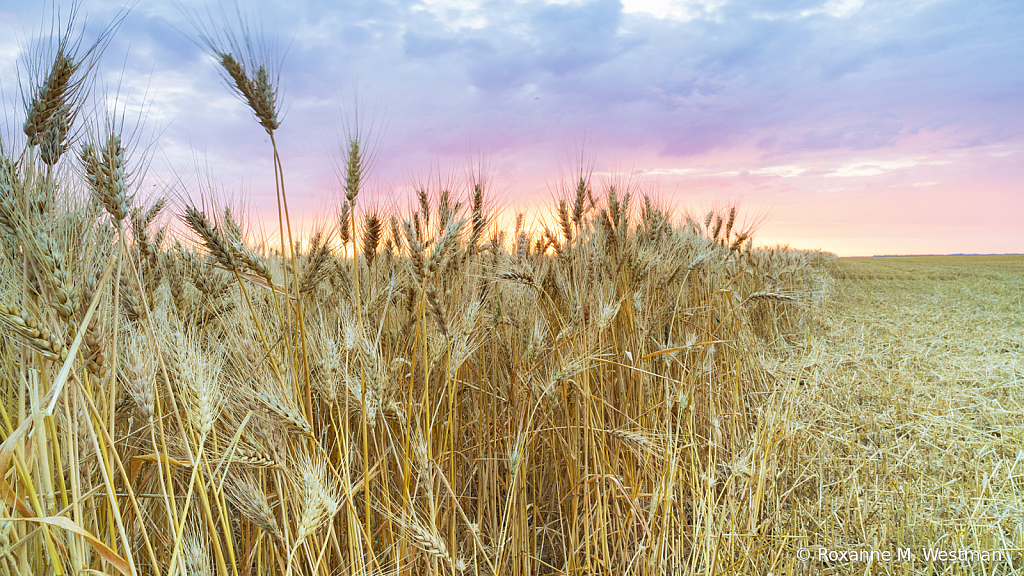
xmin=0 ymin=0 xmax=1020 ymax=223
xmin=622 ymin=0 xmax=728 ymax=22
xmin=5 ymin=0 xmax=1017 ymax=164
xmin=801 ymin=0 xmax=865 ymax=19
xmin=750 ymin=165 xmax=806 ymax=177
xmin=412 ymin=0 xmax=491 ymax=31
xmin=640 ymin=167 xmax=702 ymax=175
xmin=825 ymin=158 xmax=949 ymax=178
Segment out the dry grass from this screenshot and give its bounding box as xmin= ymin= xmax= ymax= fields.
xmin=769 ymin=255 xmax=1024 ymax=574
xmin=0 ymin=12 xmax=1019 ymax=576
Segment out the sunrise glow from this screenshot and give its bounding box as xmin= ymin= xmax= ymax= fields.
xmin=1 ymin=0 xmax=1020 ymax=256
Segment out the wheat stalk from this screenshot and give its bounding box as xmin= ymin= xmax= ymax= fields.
xmin=257 ymin=390 xmax=313 ymax=437
xmin=30 ymin=231 xmax=80 ymax=321
xmin=362 ymin=212 xmax=382 ymax=267
xmin=230 ymin=444 xmax=281 ymax=469
xmin=182 ymin=526 xmax=214 ymax=576
xmin=498 ymin=270 xmax=536 ymax=288
xmin=406 ymin=519 xmax=455 ymax=571
xmin=80 ymin=133 xmax=130 ymax=221
xmin=219 ymin=53 xmax=280 ymax=134
xmin=0 ymin=163 xmax=20 ymax=247
xmin=470 ymin=183 xmax=486 ymax=251
xmin=426 ymin=289 xmax=448 ymax=337
xmin=0 ymin=303 xmax=68 ymax=362
xmin=225 ymin=472 xmax=282 ymax=539
xmin=184 ymin=205 xmax=238 ymax=272
xmin=571 ymin=177 xmax=589 ymax=225
xmin=417 ymin=188 xmax=431 ymax=231
xmin=724 ymin=206 xmax=736 ymax=242
xmin=23 ymin=52 xmax=78 ymax=145
xmin=427 ymin=218 xmax=464 ymax=274
xmin=299 ymin=233 xmax=331 ymax=293
xmin=403 ymin=219 xmax=426 ymax=280
xmin=176 ymin=339 xmax=223 ymax=436
xmin=712 ymin=214 xmax=723 ymax=241
xmin=37 ymin=106 xmax=72 ymax=166
xmin=745 ymin=292 xmax=796 ymax=304
xmin=293 ymin=455 xmax=341 ymax=543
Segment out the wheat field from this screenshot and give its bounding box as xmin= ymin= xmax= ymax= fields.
xmin=0 ymin=12 xmax=1020 ymax=576
xmin=775 ymin=256 xmax=1024 ymax=574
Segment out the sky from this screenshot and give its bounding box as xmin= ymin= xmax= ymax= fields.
xmin=0 ymin=0 xmax=1021 ymax=256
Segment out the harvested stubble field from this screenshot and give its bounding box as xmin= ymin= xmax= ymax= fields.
xmin=772 ymin=255 xmax=1024 ymax=575
xmin=0 ymin=12 xmax=1021 ymax=576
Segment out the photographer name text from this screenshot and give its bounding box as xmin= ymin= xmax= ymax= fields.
xmin=797 ymin=547 xmax=1014 ymax=564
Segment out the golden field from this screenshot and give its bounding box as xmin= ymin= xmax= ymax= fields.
xmin=0 ymin=12 xmax=1020 ymax=576
xmin=774 ymin=255 xmax=1024 ymax=574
